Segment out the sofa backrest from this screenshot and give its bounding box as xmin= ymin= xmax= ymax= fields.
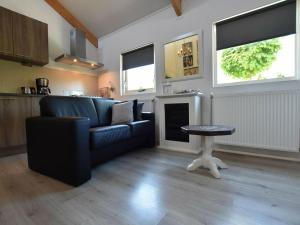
xmin=40 ymin=96 xmax=99 ymax=127
xmin=92 ymin=98 xmax=120 ymax=126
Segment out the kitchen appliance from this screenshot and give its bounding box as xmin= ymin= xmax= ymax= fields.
xmin=30 ymin=87 xmax=36 ymax=94
xmin=21 ymin=87 xmax=31 ymax=94
xmin=36 ymin=78 xmax=51 ymax=95
xmin=55 ymin=29 xmax=103 ymax=70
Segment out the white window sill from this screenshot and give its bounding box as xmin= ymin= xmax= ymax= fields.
xmin=213 ymin=76 xmax=299 ymax=88
xmin=122 ymin=90 xmax=156 ymax=97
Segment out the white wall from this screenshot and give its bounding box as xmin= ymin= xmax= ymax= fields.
xmin=0 ymin=0 xmax=99 ymax=75
xmin=98 ymin=0 xmax=300 ymax=122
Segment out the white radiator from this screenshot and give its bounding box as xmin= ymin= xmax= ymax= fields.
xmin=213 ymin=90 xmax=300 ymax=152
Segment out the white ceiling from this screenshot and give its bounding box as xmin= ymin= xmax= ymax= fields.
xmin=58 ymin=0 xmax=171 ymax=38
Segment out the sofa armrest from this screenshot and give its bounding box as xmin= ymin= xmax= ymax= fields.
xmin=26 ymin=116 xmax=91 ymax=186
xmin=141 ymin=112 xmax=155 ymax=147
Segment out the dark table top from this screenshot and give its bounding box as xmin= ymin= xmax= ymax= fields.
xmin=181 ymin=125 xmax=235 ymax=136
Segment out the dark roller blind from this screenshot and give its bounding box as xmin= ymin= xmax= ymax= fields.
xmin=216 ymin=0 xmax=296 ymax=50
xmin=122 ymin=44 xmax=154 ymax=70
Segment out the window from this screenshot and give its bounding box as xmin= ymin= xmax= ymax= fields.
xmin=213 ymin=0 xmax=297 ymax=86
xmin=121 ymin=44 xmax=155 ymax=95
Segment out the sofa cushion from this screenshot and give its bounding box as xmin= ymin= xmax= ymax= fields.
xmin=132 ymin=100 xmax=144 ymax=121
xmin=111 ymin=101 xmax=134 ymax=125
xmin=127 ymin=120 xmax=152 ymax=137
xmin=40 ymin=96 xmax=99 ymax=127
xmin=89 ymin=125 xmax=131 ymax=150
xmin=136 ymin=102 xmax=144 ymax=121
xmin=92 ymin=98 xmax=120 ymax=126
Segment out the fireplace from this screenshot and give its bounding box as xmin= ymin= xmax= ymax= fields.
xmin=156 ymin=93 xmax=202 ymax=154
xmin=165 ymin=103 xmax=189 ymax=142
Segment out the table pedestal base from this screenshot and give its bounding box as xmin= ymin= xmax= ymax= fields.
xmin=187 ymin=136 xmax=228 ymax=178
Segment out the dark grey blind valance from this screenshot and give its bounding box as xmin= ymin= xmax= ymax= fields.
xmin=216 ymin=0 xmax=296 ymax=50
xmin=122 ymin=44 xmax=154 ymax=70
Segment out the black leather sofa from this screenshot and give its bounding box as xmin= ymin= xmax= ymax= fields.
xmin=26 ymin=96 xmax=155 ymax=186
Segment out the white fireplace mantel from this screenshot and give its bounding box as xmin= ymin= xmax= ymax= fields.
xmin=156 ymin=93 xmax=203 ymax=154
xmin=156 ymin=92 xmax=203 ymax=99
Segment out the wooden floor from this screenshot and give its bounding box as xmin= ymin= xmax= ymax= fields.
xmin=0 ymin=149 xmax=300 ymax=225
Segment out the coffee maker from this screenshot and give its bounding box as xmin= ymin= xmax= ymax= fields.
xmin=36 ymin=78 xmax=51 ymax=95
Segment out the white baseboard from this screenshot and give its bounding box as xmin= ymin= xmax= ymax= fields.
xmin=215 ymin=145 xmax=300 ymax=162
xmin=157 ymin=145 xmax=201 ymax=154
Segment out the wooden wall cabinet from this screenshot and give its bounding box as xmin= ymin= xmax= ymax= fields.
xmin=0 ymin=7 xmax=13 ymax=57
xmin=0 ymin=6 xmax=49 ymax=66
xmin=13 ymin=13 xmax=49 ymax=65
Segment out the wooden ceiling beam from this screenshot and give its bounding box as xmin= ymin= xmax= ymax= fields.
xmin=171 ymin=0 xmax=182 ymax=16
xmin=44 ymin=0 xmax=98 ymax=48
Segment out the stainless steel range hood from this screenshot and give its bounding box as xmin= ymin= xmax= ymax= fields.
xmin=55 ymin=29 xmax=103 ymax=70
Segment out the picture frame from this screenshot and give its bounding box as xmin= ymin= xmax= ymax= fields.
xmin=163 ymin=29 xmax=204 ymax=82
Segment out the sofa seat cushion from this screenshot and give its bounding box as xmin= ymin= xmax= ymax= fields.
xmin=89 ymin=125 xmax=131 ymax=150
xmin=127 ymin=120 xmax=152 ymax=137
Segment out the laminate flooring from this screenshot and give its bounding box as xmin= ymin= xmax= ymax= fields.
xmin=0 ymin=149 xmax=299 ymax=225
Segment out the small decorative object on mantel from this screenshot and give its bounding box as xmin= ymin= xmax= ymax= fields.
xmin=162 ymin=82 xmax=173 ymax=95
xmin=174 ymin=89 xmax=201 ymax=95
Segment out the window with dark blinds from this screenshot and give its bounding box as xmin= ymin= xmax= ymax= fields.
xmin=122 ymin=44 xmax=154 ymax=70
xmin=214 ymin=0 xmax=297 ymax=86
xmin=121 ymin=44 xmax=155 ymax=94
xmin=216 ymin=0 xmax=296 ymax=50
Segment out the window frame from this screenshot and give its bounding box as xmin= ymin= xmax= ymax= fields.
xmin=120 ymin=43 xmax=156 ymax=96
xmin=212 ymin=0 xmax=300 ymax=87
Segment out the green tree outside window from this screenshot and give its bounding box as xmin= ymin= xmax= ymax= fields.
xmin=221 ymin=39 xmax=281 ymax=80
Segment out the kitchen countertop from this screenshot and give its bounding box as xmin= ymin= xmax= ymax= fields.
xmin=0 ymin=93 xmax=46 ymax=97
xmin=0 ymin=93 xmax=102 ymax=98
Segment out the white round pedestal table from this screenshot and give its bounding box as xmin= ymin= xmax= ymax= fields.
xmin=181 ymin=125 xmax=235 ymax=179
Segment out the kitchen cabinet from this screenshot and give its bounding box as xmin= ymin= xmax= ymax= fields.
xmin=0 ymin=7 xmax=13 ymax=57
xmin=13 ymin=13 xmax=48 ymax=65
xmin=0 ymin=6 xmax=48 ymax=66
xmin=31 ymin=97 xmax=41 ymax=117
xmin=0 ymin=99 xmax=6 ymax=148
xmin=5 ymin=97 xmax=32 ymax=146
xmin=0 ymin=96 xmax=42 ymax=150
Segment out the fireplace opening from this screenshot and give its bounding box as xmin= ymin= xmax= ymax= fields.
xmin=165 ymin=103 xmax=189 ymax=142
